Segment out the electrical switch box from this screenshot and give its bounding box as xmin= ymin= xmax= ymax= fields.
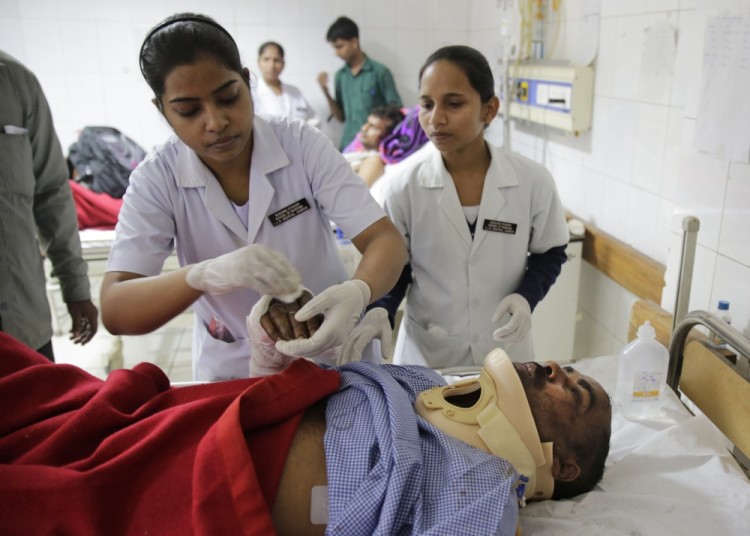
xmin=508 ymin=64 xmax=594 ymax=134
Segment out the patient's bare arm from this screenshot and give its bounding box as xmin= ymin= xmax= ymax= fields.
xmin=260 ymin=291 xmax=323 ymax=342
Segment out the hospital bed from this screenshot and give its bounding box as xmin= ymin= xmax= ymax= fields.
xmin=441 ymin=300 xmax=750 ymax=535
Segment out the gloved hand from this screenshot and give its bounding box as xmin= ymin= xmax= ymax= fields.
xmin=185 ymin=244 xmax=301 ymax=298
xmin=340 ymin=307 xmax=393 ymax=365
xmin=247 ymin=295 xmax=296 ymax=376
xmin=492 ymin=293 xmax=532 ymax=344
xmin=276 ymin=279 xmax=371 ymax=358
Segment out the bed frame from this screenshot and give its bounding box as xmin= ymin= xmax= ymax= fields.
xmin=575 ymin=212 xmax=749 ymax=476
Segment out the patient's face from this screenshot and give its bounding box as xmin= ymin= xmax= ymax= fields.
xmin=514 ymin=361 xmax=611 ymax=445
xmin=360 ymin=114 xmax=393 ymax=149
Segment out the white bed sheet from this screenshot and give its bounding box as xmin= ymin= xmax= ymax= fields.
xmin=520 ymin=354 xmax=750 ymax=535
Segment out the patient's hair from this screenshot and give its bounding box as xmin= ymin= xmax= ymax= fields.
xmin=370 ymin=105 xmax=405 ymax=136
xmin=258 ymin=41 xmax=284 ymax=59
xmin=326 ymin=16 xmax=359 ymax=42
xmin=419 ymin=45 xmax=495 ymax=104
xmin=553 ymin=404 xmax=612 ymax=500
xmin=139 ymin=13 xmax=243 ymax=106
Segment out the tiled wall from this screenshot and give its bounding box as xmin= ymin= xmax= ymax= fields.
xmin=1 ymin=0 xmax=748 ymax=360
xmin=469 ymin=0 xmax=750 ymax=357
xmin=0 ymin=0 xmax=469 ymax=151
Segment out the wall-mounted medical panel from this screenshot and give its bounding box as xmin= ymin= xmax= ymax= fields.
xmin=508 ymin=64 xmax=593 ymax=134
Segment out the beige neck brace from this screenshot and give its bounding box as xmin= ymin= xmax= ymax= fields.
xmin=415 ymin=349 xmax=554 ymax=501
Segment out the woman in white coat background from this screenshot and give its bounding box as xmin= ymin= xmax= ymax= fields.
xmin=370 ymin=45 xmax=569 ymax=367
xmin=254 ymin=41 xmax=319 ymax=128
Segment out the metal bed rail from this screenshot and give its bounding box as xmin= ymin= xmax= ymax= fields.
xmin=668 ymin=309 xmax=750 ymax=391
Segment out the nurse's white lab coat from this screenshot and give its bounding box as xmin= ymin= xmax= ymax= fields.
xmin=382 ymin=143 xmax=568 ymax=367
xmin=108 ymin=116 xmax=385 ymax=380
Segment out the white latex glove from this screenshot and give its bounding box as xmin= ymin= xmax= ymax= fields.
xmin=185 ymin=244 xmax=302 ymax=298
xmin=276 ymin=279 xmax=371 ymax=358
xmin=246 ymin=295 xmax=296 ymax=376
xmin=340 ymin=307 xmax=393 ymax=365
xmin=492 ymin=293 xmax=532 ymax=344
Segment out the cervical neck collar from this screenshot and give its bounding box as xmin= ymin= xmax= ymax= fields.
xmin=415 ymin=349 xmax=555 ymax=501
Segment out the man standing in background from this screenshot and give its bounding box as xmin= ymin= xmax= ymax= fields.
xmin=318 ymin=16 xmax=403 ymax=150
xmin=0 ymin=50 xmax=98 ymax=360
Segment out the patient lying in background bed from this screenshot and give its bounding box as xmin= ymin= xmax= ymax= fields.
xmin=0 ymin=296 xmax=611 ymax=536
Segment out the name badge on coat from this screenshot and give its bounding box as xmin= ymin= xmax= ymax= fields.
xmin=483 ymin=219 xmax=517 ymax=234
xmin=268 ymin=198 xmax=311 ymax=227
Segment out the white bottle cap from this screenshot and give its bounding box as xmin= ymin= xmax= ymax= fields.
xmin=637 ymin=320 xmax=656 ymax=340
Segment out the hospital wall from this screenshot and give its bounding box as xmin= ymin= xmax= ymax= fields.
xmin=471 ymin=0 xmax=750 ymax=357
xmin=1 ymin=0 xmax=748 ymax=359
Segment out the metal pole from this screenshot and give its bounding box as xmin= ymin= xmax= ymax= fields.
xmin=671 ymin=216 xmax=700 ymax=335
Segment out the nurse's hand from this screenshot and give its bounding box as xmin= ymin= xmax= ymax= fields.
xmin=340 ymin=307 xmax=393 ymax=365
xmin=276 ymin=279 xmax=371 ymax=358
xmin=492 ymin=293 xmax=532 ymax=344
xmin=185 ymin=244 xmax=302 ymax=298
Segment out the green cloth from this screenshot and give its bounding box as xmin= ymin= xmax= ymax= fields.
xmin=335 ymin=56 xmax=402 ymax=150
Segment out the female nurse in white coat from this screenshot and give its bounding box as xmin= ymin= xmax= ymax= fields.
xmin=254 ymin=41 xmax=320 ymax=128
xmin=99 ymin=13 xmax=406 ymax=380
xmin=368 ymin=45 xmax=569 ymax=367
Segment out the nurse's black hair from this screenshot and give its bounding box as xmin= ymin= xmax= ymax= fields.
xmin=418 ymin=45 xmax=495 ymax=104
xmin=139 ymin=13 xmax=244 ymax=108
xmin=258 ymin=41 xmax=285 ymax=59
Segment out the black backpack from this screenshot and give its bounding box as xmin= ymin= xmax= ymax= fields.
xmin=68 ymin=126 xmax=146 ymax=199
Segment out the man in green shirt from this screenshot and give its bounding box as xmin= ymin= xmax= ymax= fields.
xmin=317 ymin=16 xmax=402 ymax=150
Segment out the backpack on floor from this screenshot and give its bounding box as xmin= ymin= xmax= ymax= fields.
xmin=68 ymin=126 xmax=146 ymax=199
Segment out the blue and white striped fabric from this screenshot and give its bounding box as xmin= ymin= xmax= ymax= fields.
xmin=324 ymin=362 xmax=519 ymax=535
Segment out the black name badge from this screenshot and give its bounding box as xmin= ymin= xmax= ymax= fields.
xmin=483 ymin=219 xmax=517 ymax=234
xmin=268 ymin=198 xmax=311 ymax=227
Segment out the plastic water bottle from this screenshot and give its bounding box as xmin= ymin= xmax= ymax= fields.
xmin=615 ymin=321 xmax=669 ymax=421
xmin=710 ymin=300 xmax=731 ymax=346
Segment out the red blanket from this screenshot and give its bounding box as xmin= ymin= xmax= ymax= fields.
xmin=69 ymin=179 xmax=123 ymax=229
xmin=0 ymin=333 xmax=340 ymax=535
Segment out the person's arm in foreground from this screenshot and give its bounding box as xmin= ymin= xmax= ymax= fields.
xmin=101 ymin=244 xmax=302 ymax=335
xmin=317 ymin=71 xmax=344 ymax=122
xmin=28 ymin=69 xmax=98 ymax=344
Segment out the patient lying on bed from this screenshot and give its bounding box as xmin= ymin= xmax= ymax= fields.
xmin=0 ymin=300 xmax=610 ymax=536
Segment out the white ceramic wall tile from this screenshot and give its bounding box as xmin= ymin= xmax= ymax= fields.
xmin=611 ymin=15 xmax=647 ymax=101
xmin=0 ymin=18 xmax=25 ymax=59
xmin=631 ymin=102 xmax=669 ymax=194
xmin=669 ymin=148 xmax=729 ymax=251
xmin=58 ymin=0 xmax=97 ymax=20
xmin=605 ymin=0 xmax=652 ymax=17
xmin=626 ymin=186 xmax=660 ymax=257
xmin=711 ymin=255 xmax=750 ymax=337
xmin=550 ymin=156 xmax=584 ymax=216
xmin=93 ymin=0 xmax=130 ymax=22
xmin=661 ymin=236 xmax=716 ymax=314
xmin=594 ymin=16 xmax=617 ymax=97
xmin=614 ymin=286 xmax=640 ymax=343
xmin=718 ymin=162 xmax=750 ymax=266
xmin=18 ymin=0 xmax=57 ymax=19
xmin=62 ymin=22 xmax=102 ymax=73
xmin=578 ymin=261 xmax=622 ymax=334
xmin=654 ymin=197 xmax=676 ymax=264
xmin=647 ymin=0 xmax=681 ymax=12
xmin=234 ymin=0 xmax=269 ymax=25
xmin=162 ymin=0 xmax=202 ymax=17
xmin=599 ymin=176 xmax=630 ymax=242
xmin=363 ymin=0 xmax=398 ymax=29
xmin=469 ymin=0 xmax=501 ymax=31
xmin=22 ymin=19 xmax=63 ymax=73
xmin=434 ymin=0 xmax=470 ymax=31
xmin=578 ymin=167 xmax=605 ymax=225
xmin=586 ymin=97 xmax=637 ymax=183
